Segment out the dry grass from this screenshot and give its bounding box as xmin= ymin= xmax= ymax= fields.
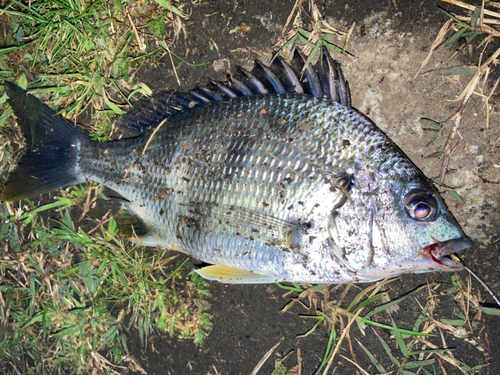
xmin=275 ymin=0 xmax=354 ymax=65
xmin=417 ymin=0 xmax=500 ymax=184
xmin=269 ymin=275 xmax=492 ymax=374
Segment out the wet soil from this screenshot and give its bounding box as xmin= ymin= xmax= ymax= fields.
xmin=115 ymin=0 xmax=499 ymax=374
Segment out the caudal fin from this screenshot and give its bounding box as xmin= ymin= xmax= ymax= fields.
xmin=1 ymin=83 xmax=86 ymax=201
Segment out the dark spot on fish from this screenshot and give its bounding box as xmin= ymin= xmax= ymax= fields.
xmin=178 ymin=215 xmax=202 ymax=232
xmin=214 ymin=248 xmax=221 ymax=253
xmin=341 ymin=139 xmax=351 ymax=148
xmin=364 ymin=145 xmax=375 ymax=156
xmin=159 ymin=209 xmax=165 ymax=216
xmin=298 ymin=201 xmax=304 ymax=205
xmin=287 ymin=204 xmax=293 ymax=210
xmin=158 ymin=188 xmax=171 ymax=200
xmin=251 ymin=228 xmax=259 ymax=233
xmin=262 ymin=201 xmax=269 ymax=207
xmin=309 ymin=236 xmax=316 ymax=244
xmin=284 ymin=177 xmax=293 ymax=184
xmin=269 ymin=118 xmax=288 ymax=134
xmin=298 ymin=120 xmax=315 ymax=132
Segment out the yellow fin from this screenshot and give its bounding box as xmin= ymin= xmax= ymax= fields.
xmin=195 ymin=264 xmax=278 ymax=284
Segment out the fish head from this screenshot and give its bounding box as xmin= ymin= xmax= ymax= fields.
xmin=327 ymin=174 xmax=472 ymax=282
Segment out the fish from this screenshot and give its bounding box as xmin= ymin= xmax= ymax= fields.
xmin=0 ymin=53 xmax=472 ymax=284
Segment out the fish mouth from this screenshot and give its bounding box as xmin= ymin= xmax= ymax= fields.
xmin=421 ymin=237 xmax=473 ymax=270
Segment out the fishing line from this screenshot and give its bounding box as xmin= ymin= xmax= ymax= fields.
xmin=450 ymin=254 xmax=500 ymax=308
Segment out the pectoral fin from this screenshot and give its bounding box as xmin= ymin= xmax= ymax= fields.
xmin=195 ymin=264 xmax=278 ymax=284
xmin=110 ymin=198 xmax=160 ymax=247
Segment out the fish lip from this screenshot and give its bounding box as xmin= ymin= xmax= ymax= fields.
xmin=422 ymin=237 xmax=473 ymax=269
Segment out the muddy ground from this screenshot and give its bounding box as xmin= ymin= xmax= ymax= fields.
xmin=114 ymin=0 xmax=500 ymax=374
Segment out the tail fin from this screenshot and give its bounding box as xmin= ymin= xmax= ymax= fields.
xmin=1 ymin=83 xmax=86 ymax=202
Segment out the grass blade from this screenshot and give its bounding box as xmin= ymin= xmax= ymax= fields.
xmin=364 ymin=286 xmax=425 ymax=320
xmin=372 ymin=327 xmax=401 ymax=367
xmin=391 ymin=318 xmax=409 ymax=357
xmin=357 ymin=339 xmax=387 ymax=373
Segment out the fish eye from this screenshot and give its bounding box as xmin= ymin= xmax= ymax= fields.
xmin=404 ymin=190 xmax=439 ymax=221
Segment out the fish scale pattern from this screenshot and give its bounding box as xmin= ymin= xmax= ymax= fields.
xmin=77 ymin=93 xmax=422 ymax=282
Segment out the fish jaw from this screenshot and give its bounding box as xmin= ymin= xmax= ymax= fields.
xmin=418 ymin=237 xmax=473 ymax=271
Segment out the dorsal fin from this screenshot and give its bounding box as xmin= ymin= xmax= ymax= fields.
xmin=112 ymin=49 xmax=351 ymax=137
xmin=111 ymin=91 xmax=203 ymax=137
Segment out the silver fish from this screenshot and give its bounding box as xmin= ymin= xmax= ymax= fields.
xmin=1 ymin=55 xmax=472 ymax=283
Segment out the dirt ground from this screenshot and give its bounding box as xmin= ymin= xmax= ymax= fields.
xmin=114 ymin=0 xmax=500 ymax=374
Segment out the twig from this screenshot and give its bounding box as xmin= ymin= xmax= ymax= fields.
xmin=456 ymin=15 xmax=500 ymax=25
xmin=485 ymin=75 xmax=500 ymax=128
xmin=415 ymin=19 xmax=453 ymax=78
xmin=297 ymin=348 xmax=302 ymax=375
xmin=280 ymin=0 xmax=302 ymax=39
xmin=339 ymin=354 xmax=370 ymax=375
xmin=440 ymin=104 xmax=466 ymax=183
xmin=470 ymin=25 xmax=500 ymax=37
xmin=250 ymin=342 xmax=281 ymax=375
xmin=343 ymin=22 xmax=356 ymax=51
xmin=159 ymin=41 xmax=181 ymax=86
xmin=441 ymin=0 xmax=500 ymax=18
xmin=126 ymin=8 xmax=145 ymax=51
xmin=122 ymin=117 xmax=168 ymax=180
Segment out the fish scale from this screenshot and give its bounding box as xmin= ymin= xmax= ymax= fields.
xmin=74 ymin=94 xmax=419 ymax=282
xmin=1 ymin=56 xmax=472 ymax=283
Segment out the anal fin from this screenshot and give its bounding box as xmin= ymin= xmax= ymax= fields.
xmin=195 ymin=264 xmax=278 ymax=284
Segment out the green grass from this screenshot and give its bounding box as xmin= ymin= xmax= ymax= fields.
xmin=0 ymin=185 xmax=212 ymax=374
xmin=0 ymin=0 xmax=188 ymax=139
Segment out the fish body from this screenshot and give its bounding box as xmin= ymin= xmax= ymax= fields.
xmin=1 ymin=57 xmax=472 ymax=283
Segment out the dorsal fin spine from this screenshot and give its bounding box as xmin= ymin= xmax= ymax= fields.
xmin=112 ymin=48 xmax=352 ymax=136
